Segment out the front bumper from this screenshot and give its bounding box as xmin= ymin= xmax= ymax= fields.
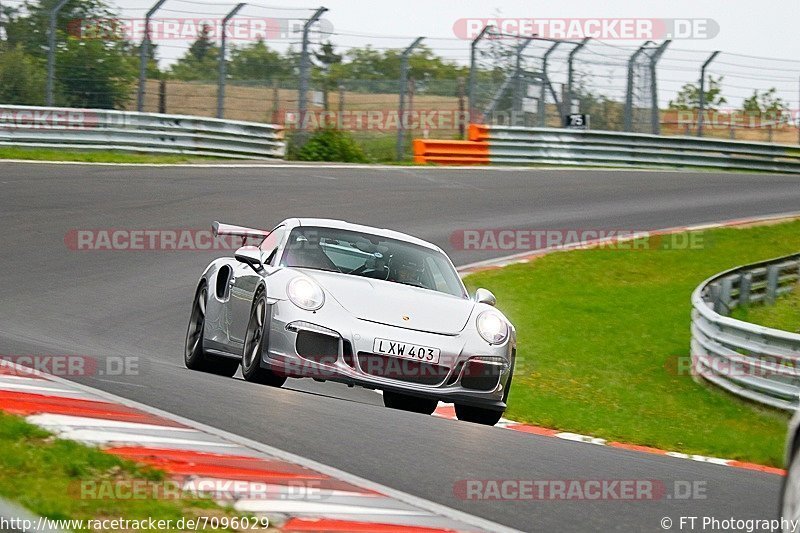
xmin=261 ymin=299 xmax=514 ymax=410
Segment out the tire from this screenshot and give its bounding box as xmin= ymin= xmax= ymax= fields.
xmin=780 ymin=444 xmax=800 ymax=532
xmin=241 ymin=290 xmax=287 ymax=387
xmin=454 ymin=403 xmax=504 ymax=426
xmin=383 ymin=391 xmax=438 ymax=415
xmin=184 ymin=284 xmax=240 ymax=377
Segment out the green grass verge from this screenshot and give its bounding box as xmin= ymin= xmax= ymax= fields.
xmin=0 ymin=412 xmax=259 ymax=531
xmin=0 ymin=147 xmax=224 ymax=164
xmin=463 ymin=221 xmax=800 ymax=466
xmin=732 ymin=286 xmax=800 ymax=333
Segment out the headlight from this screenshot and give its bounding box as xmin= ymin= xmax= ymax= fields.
xmin=287 ymin=276 xmax=325 ymax=311
xmin=476 ymin=310 xmax=508 ymax=344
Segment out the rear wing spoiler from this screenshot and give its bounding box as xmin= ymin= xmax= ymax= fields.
xmin=212 ymin=221 xmax=270 ymax=246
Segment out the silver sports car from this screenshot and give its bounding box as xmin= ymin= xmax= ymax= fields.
xmin=185 ymin=218 xmax=516 ymax=425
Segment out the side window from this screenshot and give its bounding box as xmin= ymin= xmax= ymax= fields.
xmin=259 ymin=226 xmax=286 ymax=265
xmin=425 ymin=257 xmax=450 ymax=294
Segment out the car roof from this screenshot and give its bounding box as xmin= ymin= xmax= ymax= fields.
xmin=283 ymin=218 xmax=443 ymax=253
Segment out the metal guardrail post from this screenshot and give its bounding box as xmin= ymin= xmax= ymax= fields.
xmin=697 ymin=51 xmax=720 ymax=137
xmin=649 ymin=40 xmax=670 ymax=135
xmin=623 ymin=41 xmax=652 ymax=132
xmin=296 ymin=6 xmax=328 ymax=146
xmin=766 ymin=265 xmax=780 ymax=305
xmin=468 ymin=25 xmax=493 ymax=123
xmin=739 ymin=272 xmax=752 ymax=309
xmin=217 ymin=3 xmax=246 ymax=119
xmin=45 ymin=0 xmax=70 ymax=107
xmin=396 ymin=36 xmax=424 ymax=161
xmin=136 ymin=0 xmax=168 ymax=113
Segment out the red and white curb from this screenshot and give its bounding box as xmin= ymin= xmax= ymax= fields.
xmin=0 ymin=362 xmax=518 ymax=533
xmin=432 ymin=406 xmax=785 ymax=476
xmin=452 ymin=211 xmax=800 ymax=477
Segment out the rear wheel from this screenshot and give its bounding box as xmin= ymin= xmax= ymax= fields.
xmin=383 ymin=391 xmax=437 ymax=415
xmin=242 ymin=290 xmax=287 ymax=387
xmin=781 ymin=444 xmax=800 ymax=531
xmin=184 ymin=284 xmax=239 ymax=377
xmin=454 ymin=404 xmax=504 ymax=426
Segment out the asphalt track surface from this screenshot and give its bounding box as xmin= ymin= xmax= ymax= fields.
xmin=1 ymin=162 xmax=799 ymax=531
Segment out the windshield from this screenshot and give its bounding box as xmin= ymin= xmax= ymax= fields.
xmin=279 ymin=226 xmax=466 ymax=298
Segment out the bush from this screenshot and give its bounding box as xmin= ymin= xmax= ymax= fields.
xmin=294 ymin=128 xmax=368 ymax=163
xmin=0 ymin=45 xmax=46 ymax=105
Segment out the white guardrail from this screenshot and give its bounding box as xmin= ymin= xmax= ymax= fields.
xmin=0 ymin=105 xmax=285 ymax=159
xmin=691 ymin=253 xmax=800 ymax=410
xmin=470 ymin=125 xmax=800 ymax=173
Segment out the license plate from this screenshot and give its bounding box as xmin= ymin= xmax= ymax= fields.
xmin=373 ymin=338 xmax=441 ymax=364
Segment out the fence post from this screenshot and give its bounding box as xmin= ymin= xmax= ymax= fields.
xmin=136 ymin=0 xmax=167 ymax=112
xmin=539 ymin=41 xmax=561 ymax=127
xmin=297 ymin=6 xmax=328 ymax=145
xmin=45 ymin=0 xmax=70 ymax=106
xmin=396 ymin=36 xmax=424 ymax=161
xmin=697 ymin=51 xmax=720 ymax=137
xmin=468 ymin=25 xmax=493 ymax=123
xmin=217 ymin=3 xmax=246 ymax=119
xmin=624 ymin=41 xmax=652 ymax=132
xmin=158 ymin=79 xmax=167 ymax=113
xmin=457 ymin=77 xmax=466 ymax=139
xmin=565 ymin=37 xmax=589 ymax=119
xmin=649 ymin=40 xmax=670 ymax=135
xmin=482 ymin=37 xmax=534 ymax=121
xmin=271 ymin=81 xmax=279 ymax=124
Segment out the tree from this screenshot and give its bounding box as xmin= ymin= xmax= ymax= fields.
xmin=1 ymin=0 xmax=136 ymax=108
xmin=668 ymin=75 xmax=726 ymax=111
xmin=56 ymin=36 xmax=136 ymax=108
xmin=228 ymin=38 xmax=292 ymax=82
xmin=169 ymin=23 xmax=219 ymax=81
xmin=741 ymin=87 xmax=788 ymax=115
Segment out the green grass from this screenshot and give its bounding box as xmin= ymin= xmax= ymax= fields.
xmin=0 ymin=412 xmax=256 ymax=531
xmin=0 ymin=147 xmax=223 ymax=164
xmin=463 ymin=221 xmax=800 ymax=466
xmin=732 ymin=286 xmax=800 ymax=333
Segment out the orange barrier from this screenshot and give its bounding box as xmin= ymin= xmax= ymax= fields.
xmin=468 ymin=123 xmax=490 ymax=142
xmin=412 ymin=138 xmax=489 ymax=165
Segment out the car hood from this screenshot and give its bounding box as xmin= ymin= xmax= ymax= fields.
xmin=303 ymin=270 xmax=474 ymax=335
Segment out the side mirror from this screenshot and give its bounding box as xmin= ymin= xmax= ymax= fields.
xmin=235 ymin=246 xmax=264 ymax=272
xmin=475 ymin=288 xmax=497 ymax=306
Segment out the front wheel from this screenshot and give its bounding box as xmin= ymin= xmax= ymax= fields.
xmin=241 ymin=291 xmax=287 ymax=387
xmin=184 ymin=284 xmax=239 ymax=377
xmin=383 ymin=391 xmax=438 ymax=415
xmin=455 ymin=403 xmax=504 ymax=426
